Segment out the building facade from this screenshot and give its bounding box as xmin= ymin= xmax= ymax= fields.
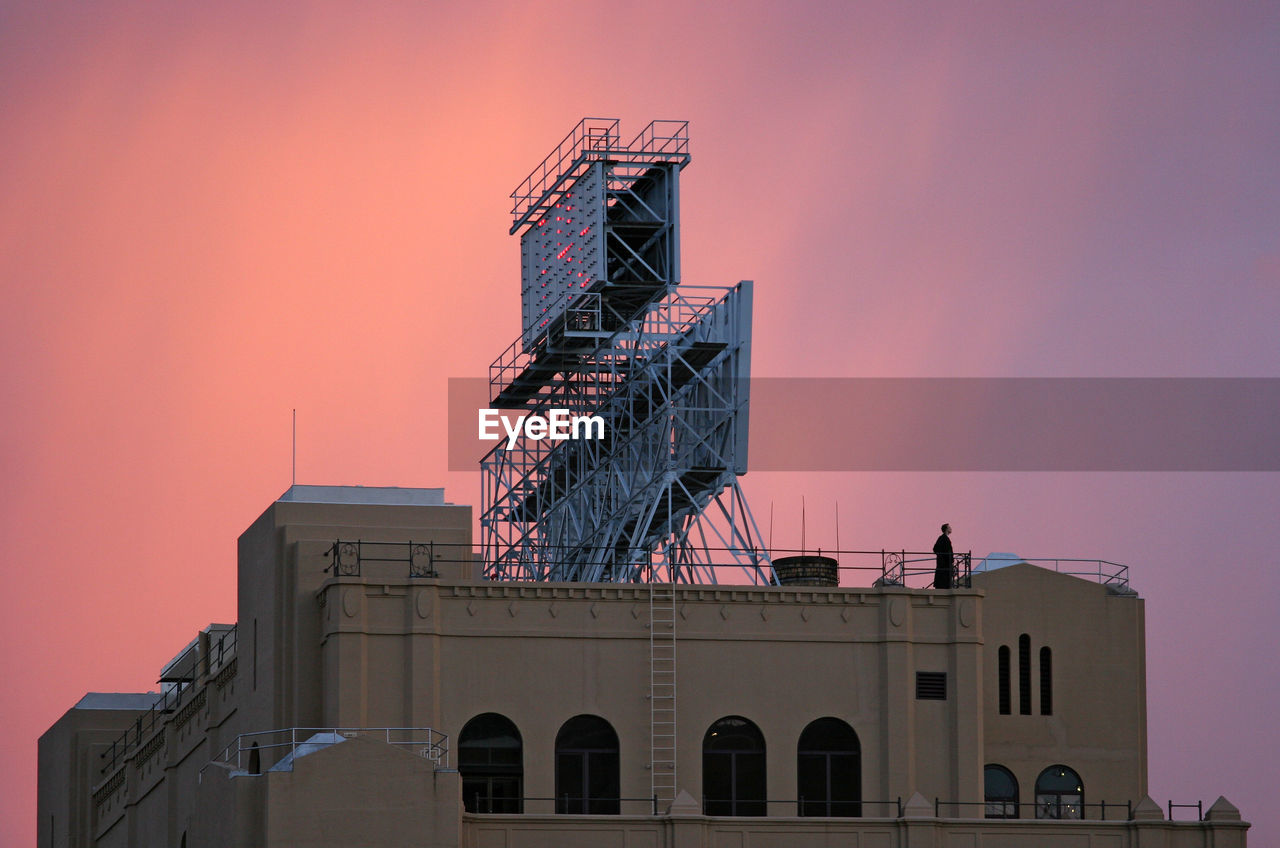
xmin=39 ymin=485 xmax=1248 ymax=847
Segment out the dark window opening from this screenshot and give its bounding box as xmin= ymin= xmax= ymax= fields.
xmin=998 ymin=646 xmax=1011 ymax=715
xmin=797 ymin=717 xmax=861 ymax=817
xmin=984 ymin=764 xmax=1019 ymax=818
xmin=555 ymin=714 xmax=620 ymax=814
xmin=1035 ymin=765 xmax=1083 ymax=819
xmin=1018 ymin=634 xmax=1032 ymax=714
xmin=916 ymin=671 xmax=947 ymax=700
xmin=703 ymin=716 xmax=766 ymax=816
xmin=1040 ymin=647 xmax=1053 ymax=715
xmin=460 ymin=713 xmax=524 ymax=813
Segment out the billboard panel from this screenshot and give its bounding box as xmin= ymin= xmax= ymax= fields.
xmin=519 ymin=163 xmax=606 ymax=350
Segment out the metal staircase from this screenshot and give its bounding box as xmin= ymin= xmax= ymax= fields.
xmin=649 ymin=580 xmax=677 ymax=808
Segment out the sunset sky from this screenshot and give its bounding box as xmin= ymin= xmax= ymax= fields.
xmin=2 ymin=1 xmax=1278 ymax=844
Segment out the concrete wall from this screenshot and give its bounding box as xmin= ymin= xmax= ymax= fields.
xmin=975 ymin=564 xmax=1147 ymax=810
xmin=38 ymin=701 xmax=150 ymax=848
xmin=319 ymin=575 xmax=985 ymax=811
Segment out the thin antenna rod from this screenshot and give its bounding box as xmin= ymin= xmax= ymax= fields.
xmin=292 ymin=409 xmax=296 ymax=487
xmin=835 ymin=500 xmax=841 ymax=556
xmin=801 ymin=496 xmax=806 ymax=556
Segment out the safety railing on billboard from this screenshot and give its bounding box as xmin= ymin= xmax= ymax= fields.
xmin=510 ymin=118 xmax=690 ymax=230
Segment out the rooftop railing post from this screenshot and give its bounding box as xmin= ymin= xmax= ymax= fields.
xmin=652 ymin=794 xmax=657 ymax=815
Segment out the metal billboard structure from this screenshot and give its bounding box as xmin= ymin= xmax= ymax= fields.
xmin=480 ymin=119 xmax=773 ymax=586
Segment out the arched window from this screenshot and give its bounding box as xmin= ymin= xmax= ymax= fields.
xmin=1035 ymin=765 xmax=1083 ymax=819
xmin=1018 ymin=634 xmax=1032 ymax=714
xmin=1040 ymin=647 xmax=1053 ymax=715
xmin=797 ymin=717 xmax=861 ymax=817
xmin=984 ymin=764 xmax=1019 ymax=818
xmin=998 ymin=645 xmax=1011 ymax=715
xmin=703 ymin=716 xmax=766 ymax=816
xmin=460 ymin=713 xmax=523 ymax=813
xmin=555 ymin=715 xmax=620 ymax=814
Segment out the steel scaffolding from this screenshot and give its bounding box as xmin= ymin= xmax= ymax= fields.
xmin=481 ymin=119 xmax=773 ymax=585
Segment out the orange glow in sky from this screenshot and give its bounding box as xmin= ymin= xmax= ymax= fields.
xmin=2 ymin=2 xmax=1278 ymax=844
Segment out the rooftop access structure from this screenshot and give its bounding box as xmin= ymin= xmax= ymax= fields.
xmin=480 ymin=119 xmax=772 ymax=586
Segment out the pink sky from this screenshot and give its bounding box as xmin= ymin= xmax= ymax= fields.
xmin=2 ymin=2 xmax=1277 ymax=844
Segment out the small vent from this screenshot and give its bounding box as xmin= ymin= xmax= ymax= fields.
xmin=916 ymin=671 xmax=947 ymax=700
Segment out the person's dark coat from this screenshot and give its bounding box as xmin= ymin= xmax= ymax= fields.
xmin=933 ymin=533 xmax=953 ymax=589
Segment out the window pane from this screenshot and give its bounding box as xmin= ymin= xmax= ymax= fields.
xmin=459 ymin=714 xmax=523 ymax=813
xmin=736 ymin=752 xmax=767 ymax=816
xmin=556 ymin=752 xmax=585 ymax=813
xmin=587 ymin=751 xmax=620 ymax=814
xmin=998 ymin=646 xmax=1011 ymax=715
xmin=984 ymin=765 xmax=1019 ymax=819
xmin=798 ymin=718 xmax=861 ymax=817
xmin=1036 ymin=765 xmax=1082 ymax=793
xmin=1019 ymin=635 xmax=1032 ymax=714
xmin=703 ymin=751 xmax=733 ymax=815
xmin=828 ymin=753 xmax=862 ymax=817
xmin=797 ymin=753 xmax=826 ymax=815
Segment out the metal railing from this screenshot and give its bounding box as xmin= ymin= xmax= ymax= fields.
xmin=938 ymin=799 xmax=1132 ymax=820
xmin=511 ymin=118 xmax=620 ymax=224
xmin=99 ymin=626 xmax=237 ymax=774
xmin=1169 ymin=800 xmax=1204 ymax=821
xmin=469 ymin=794 xmax=660 ymax=815
xmin=701 ymin=798 xmax=903 ymax=817
xmin=205 ymin=727 xmax=449 ymax=775
xmin=324 ymin=539 xmax=439 ymax=578
xmin=313 ymin=538 xmax=1131 ymax=593
xmin=1003 ymin=557 xmax=1131 ymax=590
xmin=509 ymin=119 xmax=690 ymax=230
xmin=466 ymin=795 xmax=903 ymax=817
xmin=878 ymin=551 xmax=973 ymax=589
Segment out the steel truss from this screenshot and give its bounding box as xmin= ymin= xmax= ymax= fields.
xmin=482 ymin=120 xmax=773 ymax=585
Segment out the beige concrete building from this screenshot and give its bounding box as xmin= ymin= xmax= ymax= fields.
xmin=39 ymin=485 xmax=1249 ymax=847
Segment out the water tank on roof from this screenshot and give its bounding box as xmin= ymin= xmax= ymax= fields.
xmin=773 ymin=555 xmax=839 ymax=587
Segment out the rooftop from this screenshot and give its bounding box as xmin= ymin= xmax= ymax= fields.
xmin=73 ymin=693 xmax=158 ymax=711
xmin=277 ymin=485 xmax=447 ymax=507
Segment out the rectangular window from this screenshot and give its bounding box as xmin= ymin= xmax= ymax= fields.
xmin=1039 ymin=647 xmax=1053 ymax=715
xmin=916 ymin=671 xmax=947 ymax=700
xmin=1018 ymin=635 xmax=1032 ymax=714
xmin=998 ymin=646 xmax=1011 ymax=715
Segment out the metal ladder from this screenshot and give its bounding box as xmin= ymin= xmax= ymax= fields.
xmin=649 ymin=579 xmax=677 ymax=808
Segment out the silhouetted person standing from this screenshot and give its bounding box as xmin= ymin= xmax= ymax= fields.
xmin=933 ymin=523 xmax=953 ymax=589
